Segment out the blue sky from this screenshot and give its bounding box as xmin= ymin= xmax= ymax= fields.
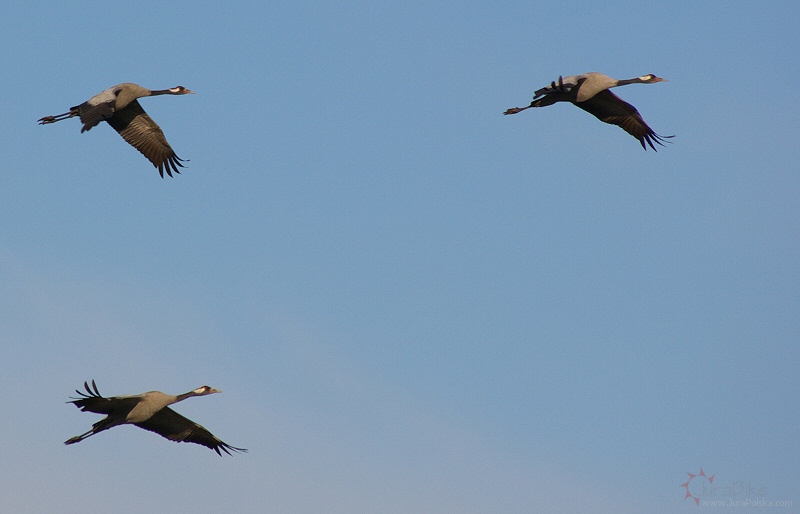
xmin=1 ymin=1 xmax=798 ymax=512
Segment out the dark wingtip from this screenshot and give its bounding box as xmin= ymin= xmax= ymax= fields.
xmin=641 ymin=132 xmax=674 ymax=151
xmin=69 ymin=380 xmax=101 ymax=401
xmin=215 ymin=443 xmax=247 ymax=456
xmin=158 ymin=155 xmax=186 ymax=178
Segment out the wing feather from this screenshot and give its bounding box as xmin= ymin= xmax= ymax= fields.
xmin=134 ymin=407 xmax=247 ymax=456
xmin=67 ymin=380 xmax=140 ymax=416
xmin=77 ymin=101 xmax=115 ymax=133
xmin=533 ymin=75 xmax=581 ymax=99
xmin=574 ymin=90 xmax=672 ymax=150
xmin=106 ymin=100 xmax=186 ymax=177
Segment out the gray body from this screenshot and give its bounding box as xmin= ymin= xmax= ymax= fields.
xmin=124 ymin=390 xmax=179 ymax=423
xmin=534 ymin=72 xmax=623 ymax=103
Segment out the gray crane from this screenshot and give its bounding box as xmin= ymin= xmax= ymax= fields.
xmin=65 ymin=380 xmax=246 ymax=456
xmin=504 ymin=73 xmax=672 ymax=150
xmin=38 ymin=83 xmax=195 ymax=177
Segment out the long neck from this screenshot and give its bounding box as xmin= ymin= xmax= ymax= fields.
xmin=616 ymin=77 xmax=644 ymax=87
xmin=148 ymin=89 xmax=172 ymax=96
xmin=174 ymin=391 xmax=198 ymax=402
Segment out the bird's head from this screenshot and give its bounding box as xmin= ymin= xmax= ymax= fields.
xmin=639 ymin=74 xmax=667 ymax=83
xmin=193 ymin=386 xmax=222 ymax=395
xmin=168 ymin=86 xmax=196 ymax=94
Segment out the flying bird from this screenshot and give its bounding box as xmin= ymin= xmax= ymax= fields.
xmin=504 ymin=73 xmax=672 ymax=150
xmin=65 ymin=380 xmax=246 ymax=456
xmin=38 ymin=83 xmax=195 ymax=177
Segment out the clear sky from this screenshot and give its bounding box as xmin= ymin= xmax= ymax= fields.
xmin=1 ymin=1 xmax=798 ymax=512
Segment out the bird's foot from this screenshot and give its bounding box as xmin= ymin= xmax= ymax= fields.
xmin=503 ymin=107 xmax=525 ymax=115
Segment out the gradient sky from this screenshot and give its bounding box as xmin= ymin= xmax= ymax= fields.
xmin=2 ymin=2 xmax=798 ymax=513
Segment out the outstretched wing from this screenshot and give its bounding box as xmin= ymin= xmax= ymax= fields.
xmin=574 ymin=90 xmax=672 ymax=150
xmin=533 ymin=75 xmax=582 ymax=99
xmin=67 ymin=380 xmax=140 ymax=415
xmin=134 ymin=407 xmax=247 ymax=456
xmin=76 ymin=86 xmax=119 ymax=132
xmin=77 ymin=101 xmax=115 ymax=132
xmin=105 ymin=100 xmax=186 ymax=177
